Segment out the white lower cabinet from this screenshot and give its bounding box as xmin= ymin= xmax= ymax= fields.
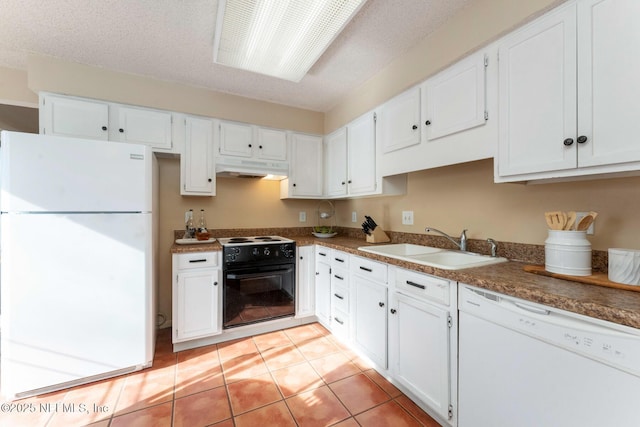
xmin=172 ymin=252 xmax=222 ymax=343
xmin=351 ymin=256 xmax=388 ymax=368
xmin=296 ymin=246 xmax=315 ymax=318
xmin=314 ymin=246 xmax=332 ymax=328
xmin=389 ymin=267 xmax=457 ymax=426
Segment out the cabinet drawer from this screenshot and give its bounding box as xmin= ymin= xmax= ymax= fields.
xmin=331 ymin=250 xmax=350 ymax=268
xmin=315 ymin=246 xmax=331 ymax=260
xmin=177 ymin=252 xmax=219 ymax=270
xmin=351 ymin=255 xmax=388 ymax=283
xmin=331 ymin=283 xmax=349 ymax=313
xmin=395 ymin=268 xmax=450 ymax=306
xmin=331 ymin=308 xmax=350 ymax=341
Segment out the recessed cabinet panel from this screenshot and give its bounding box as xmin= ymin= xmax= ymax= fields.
xmin=289 ymin=133 xmax=323 ymax=197
xmin=296 ymin=246 xmax=316 ymax=318
xmin=325 ymin=128 xmax=348 ymax=197
xmin=175 ymin=269 xmax=221 ymax=341
xmin=314 ymin=254 xmax=332 ymax=328
xmin=219 ymin=121 xmax=253 ymax=157
xmin=424 ymin=53 xmax=486 ymax=141
xmin=577 ymin=0 xmax=640 ymax=168
xmin=379 ymin=87 xmax=421 ymax=153
xmin=497 ymin=3 xmax=578 ymax=177
xmin=352 ymin=275 xmax=387 ymax=368
xmin=182 ymin=116 xmax=215 ymax=196
xmin=115 ymin=106 xmax=173 ymax=150
xmin=256 ymin=127 xmax=287 ymax=161
xmin=41 ymin=95 xmax=109 ymax=140
xmin=347 ymin=113 xmax=377 ymax=195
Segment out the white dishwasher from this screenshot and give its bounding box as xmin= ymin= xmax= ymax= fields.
xmin=458 ymin=284 xmax=640 ymax=427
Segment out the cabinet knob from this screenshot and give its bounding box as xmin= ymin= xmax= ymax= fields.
xmin=248 ymin=144 xmax=252 ymax=148
xmin=563 ymin=138 xmax=574 ymax=146
xmin=300 ymin=256 xmax=303 ymax=260
xmin=213 ymin=281 xmax=218 ymax=286
xmin=577 ymin=135 xmax=588 ymax=144
xmin=259 ymin=145 xmax=263 ymax=149
xmin=316 ymin=272 xmax=319 ymax=275
xmin=341 ymin=181 xmax=345 ymax=185
xmin=119 ymin=128 xmax=124 ymax=133
xmin=390 ymin=308 xmax=397 ymax=314
xmin=348 ymin=180 xmax=352 ymax=184
xmin=378 ymin=302 xmax=385 ymax=307
xmin=293 ymin=183 xmax=297 ymax=187
xmin=412 ymin=125 xmax=418 ymax=130
xmin=208 ymin=178 xmax=212 ymax=182
xmin=425 ymin=120 xmax=431 ymax=126
xmin=101 ymin=126 xmax=108 ymax=131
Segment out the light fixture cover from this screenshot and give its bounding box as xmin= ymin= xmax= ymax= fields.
xmin=213 ymin=0 xmax=367 ymax=82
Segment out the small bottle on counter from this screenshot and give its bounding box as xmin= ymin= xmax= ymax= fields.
xmin=198 ymin=209 xmax=208 ymax=233
xmin=185 ymin=209 xmax=196 ymax=238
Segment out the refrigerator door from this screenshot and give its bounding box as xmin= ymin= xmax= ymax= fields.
xmin=0 ymin=212 xmax=153 ymax=399
xmin=0 ymin=131 xmax=151 ymax=213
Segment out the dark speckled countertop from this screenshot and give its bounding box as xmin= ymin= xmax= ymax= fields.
xmin=171 ymin=232 xmax=640 ymax=330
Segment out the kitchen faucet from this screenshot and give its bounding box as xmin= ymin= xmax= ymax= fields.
xmin=425 ymin=227 xmax=467 ymax=251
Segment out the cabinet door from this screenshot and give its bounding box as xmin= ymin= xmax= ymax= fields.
xmin=347 ymin=113 xmax=377 ymax=195
xmin=352 ymin=275 xmax=387 ymax=368
xmin=325 ymin=128 xmax=348 ymax=197
xmin=424 ymin=52 xmax=486 ymax=141
xmin=219 ymin=121 xmax=253 ymax=157
xmin=41 ymin=95 xmax=109 ymax=140
xmin=175 ymin=269 xmax=221 ymax=341
xmin=115 ymin=106 xmax=173 ymax=150
xmin=389 ymin=292 xmax=450 ymax=421
xmin=379 ymin=87 xmax=421 ymax=153
xmin=182 ymin=116 xmax=215 ymax=196
xmin=296 ymin=246 xmax=315 ymax=318
xmin=290 ymin=133 xmax=323 ymax=197
xmin=577 ymin=0 xmax=640 ymax=167
xmin=497 ymin=3 xmax=577 ymax=177
xmin=315 ymin=259 xmax=332 ymax=328
xmin=256 ymin=127 xmax=287 ymax=161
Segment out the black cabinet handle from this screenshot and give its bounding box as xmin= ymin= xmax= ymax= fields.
xmin=248 ymin=144 xmax=252 ymax=148
xmin=378 ymin=302 xmax=385 ymax=307
xmin=348 ymin=180 xmax=352 ymax=184
xmin=359 ymin=266 xmax=373 ymax=272
xmin=334 ymin=274 xmax=344 ymax=280
xmin=293 ymin=183 xmax=297 ymax=187
xmin=563 ymin=138 xmax=574 ymax=146
xmin=334 ymin=293 xmax=344 ymax=300
xmin=406 ymin=280 xmax=425 ymax=289
xmin=390 ymin=308 xmax=397 ymax=314
xmin=259 ymin=145 xmax=263 ymax=149
xmin=119 ymin=128 xmax=124 ymax=133
xmin=412 ymin=125 xmax=418 ymax=130
xmin=577 ymin=135 xmax=588 ymax=144
xmin=189 ymin=259 xmax=207 ymax=263
xmin=101 ymin=126 xmax=108 ymax=131
xmin=334 ymin=317 xmax=344 ymax=325
xmin=300 ymin=256 xmax=304 ymax=260
xmin=208 ymin=178 xmax=212 ymax=182
xmin=213 ymin=281 xmax=218 ymax=286
xmin=341 ymin=181 xmax=345 ymax=185
xmin=335 ymin=258 xmax=345 ymax=263
xmin=425 ymin=120 xmax=431 ymax=126
xmin=319 ymin=252 xmax=327 ymax=257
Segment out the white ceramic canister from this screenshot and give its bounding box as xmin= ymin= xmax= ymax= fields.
xmin=545 ymin=230 xmax=591 ymax=276
xmin=608 ymin=248 xmax=640 ymax=285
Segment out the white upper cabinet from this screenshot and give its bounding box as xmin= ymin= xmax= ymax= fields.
xmin=40 ymin=94 xmax=109 ymax=140
xmin=218 ymin=120 xmax=287 ymax=161
xmin=112 ymin=105 xmax=173 ymax=151
xmin=281 ymin=133 xmax=323 ymax=198
xmin=181 ymin=115 xmax=215 ymax=196
xmin=218 ymin=121 xmax=253 ymax=157
xmin=496 ymin=0 xmax=640 ymax=182
xmin=325 ymin=127 xmax=348 ymax=197
xmin=379 ymin=87 xmax=421 ymax=153
xmin=347 ymin=113 xmax=377 ymax=196
xmin=423 ymin=53 xmax=486 ymax=141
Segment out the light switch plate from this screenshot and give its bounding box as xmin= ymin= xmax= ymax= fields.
xmin=352 ymin=211 xmax=357 ymax=223
xmin=402 ymin=211 xmax=414 ymax=225
xmin=299 ymin=211 xmax=306 ymax=222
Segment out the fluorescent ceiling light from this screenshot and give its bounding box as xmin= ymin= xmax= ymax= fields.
xmin=213 ymin=0 xmax=368 ymax=82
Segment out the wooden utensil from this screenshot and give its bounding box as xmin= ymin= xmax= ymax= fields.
xmin=576 ymin=214 xmax=594 ymax=231
xmin=544 ymin=211 xmax=566 ymax=230
xmin=564 ymin=211 xmax=577 ymax=230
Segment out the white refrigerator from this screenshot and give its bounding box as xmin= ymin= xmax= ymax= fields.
xmin=0 ymin=131 xmax=157 ymax=400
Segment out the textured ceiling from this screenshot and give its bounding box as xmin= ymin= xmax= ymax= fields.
xmin=0 ymin=0 xmax=472 ymax=112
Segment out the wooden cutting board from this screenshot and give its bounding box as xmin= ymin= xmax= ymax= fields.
xmin=524 ymin=265 xmax=640 ymax=293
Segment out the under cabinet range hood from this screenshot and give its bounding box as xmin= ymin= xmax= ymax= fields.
xmin=215 ymin=156 xmax=289 ymax=180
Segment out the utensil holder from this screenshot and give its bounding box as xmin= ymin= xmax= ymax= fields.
xmin=366 ymin=227 xmax=390 ymax=243
xmin=545 ymin=230 xmax=591 ymax=276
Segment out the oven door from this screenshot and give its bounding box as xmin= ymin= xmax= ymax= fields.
xmin=223 ymin=263 xmax=295 ymax=329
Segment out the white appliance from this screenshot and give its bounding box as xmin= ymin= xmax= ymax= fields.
xmin=458 ymin=284 xmax=640 ymax=427
xmin=0 ymin=131 xmax=157 ymax=400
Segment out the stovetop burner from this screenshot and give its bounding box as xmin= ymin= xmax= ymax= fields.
xmin=218 ymin=235 xmax=293 ymax=246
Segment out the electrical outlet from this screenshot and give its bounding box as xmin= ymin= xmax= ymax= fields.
xmin=575 ymin=211 xmax=595 ymax=235
xmin=299 ymin=211 xmax=306 ymax=222
xmin=402 ymin=211 xmax=414 ymax=225
xmin=352 ymin=211 xmax=357 ymax=223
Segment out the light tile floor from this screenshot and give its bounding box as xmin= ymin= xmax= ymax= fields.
xmin=0 ymin=323 xmax=442 ymax=427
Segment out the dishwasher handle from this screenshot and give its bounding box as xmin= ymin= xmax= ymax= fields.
xmin=513 ymin=301 xmax=550 ymax=316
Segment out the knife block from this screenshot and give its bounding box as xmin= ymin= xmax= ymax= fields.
xmin=366 ymin=227 xmax=390 ymax=243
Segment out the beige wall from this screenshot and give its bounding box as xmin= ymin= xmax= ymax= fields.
xmin=0 ymin=66 xmax=38 ymax=107
xmin=336 ymin=159 xmax=640 ymax=251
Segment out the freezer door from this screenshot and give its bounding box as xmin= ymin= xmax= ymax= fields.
xmin=0 ymin=131 xmax=151 ymax=213
xmin=0 ymin=213 xmax=153 ymax=399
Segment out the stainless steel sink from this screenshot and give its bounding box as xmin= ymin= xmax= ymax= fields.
xmin=358 ymin=243 xmax=507 ymax=270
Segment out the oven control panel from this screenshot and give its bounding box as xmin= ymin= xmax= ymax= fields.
xmin=224 ymin=243 xmax=296 ymax=265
